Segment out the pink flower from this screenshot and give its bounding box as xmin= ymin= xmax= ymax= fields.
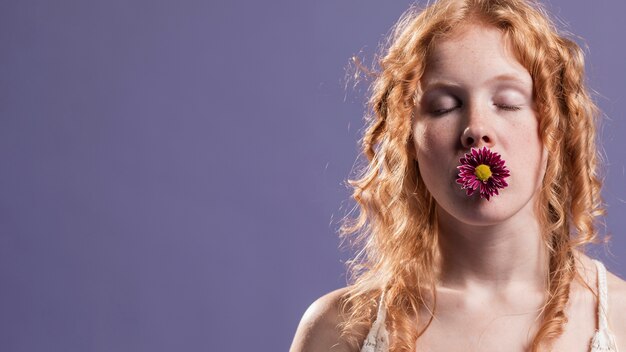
xmin=456 ymin=147 xmax=510 ymax=200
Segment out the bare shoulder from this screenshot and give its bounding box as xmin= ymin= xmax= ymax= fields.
xmin=606 ymin=268 xmax=626 ymax=350
xmin=290 ymin=287 xmax=355 ymax=352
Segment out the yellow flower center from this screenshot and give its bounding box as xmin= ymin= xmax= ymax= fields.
xmin=474 ymin=164 xmax=492 ymax=182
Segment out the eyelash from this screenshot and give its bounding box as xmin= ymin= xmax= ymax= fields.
xmin=496 ymin=104 xmax=522 ymax=112
xmin=433 ymin=107 xmax=457 ymax=116
xmin=431 ymin=103 xmax=521 ymax=116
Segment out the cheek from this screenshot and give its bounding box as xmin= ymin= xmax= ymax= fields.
xmin=411 ymin=123 xmax=426 ymax=161
xmin=412 ymin=121 xmax=455 ymax=189
xmin=412 ymin=120 xmax=452 ymax=158
xmin=507 ymin=119 xmax=546 ymax=185
xmin=535 ymin=144 xmax=549 ymax=185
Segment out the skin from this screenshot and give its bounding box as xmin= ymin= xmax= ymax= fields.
xmin=290 ymin=23 xmax=626 ymax=352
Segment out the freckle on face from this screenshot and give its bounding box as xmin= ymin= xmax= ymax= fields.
xmin=412 ymin=23 xmax=546 ymax=225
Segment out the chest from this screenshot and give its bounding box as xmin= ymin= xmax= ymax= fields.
xmin=412 ymin=294 xmax=597 ymax=352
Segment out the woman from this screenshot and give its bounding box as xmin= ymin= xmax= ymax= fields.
xmin=291 ymin=0 xmax=626 ymax=351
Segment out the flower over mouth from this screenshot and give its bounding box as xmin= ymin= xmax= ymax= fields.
xmin=456 ymin=147 xmax=510 ymax=200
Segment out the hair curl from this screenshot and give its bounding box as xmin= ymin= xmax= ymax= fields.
xmin=338 ymin=0 xmax=604 ymax=351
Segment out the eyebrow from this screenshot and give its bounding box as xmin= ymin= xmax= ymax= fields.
xmin=484 ymin=73 xmax=532 ymax=87
xmin=419 ymin=80 xmax=461 ymax=96
xmin=420 ymin=73 xmax=532 ymax=94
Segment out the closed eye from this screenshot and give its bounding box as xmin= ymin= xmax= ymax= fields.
xmin=432 ymin=106 xmax=460 ymax=115
xmin=422 ymin=92 xmax=462 ymax=117
xmin=430 ymin=100 xmax=463 ymax=116
xmin=495 ymin=104 xmax=521 ymax=112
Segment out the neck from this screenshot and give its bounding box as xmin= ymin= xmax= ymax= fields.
xmin=436 ymin=202 xmax=549 ymax=294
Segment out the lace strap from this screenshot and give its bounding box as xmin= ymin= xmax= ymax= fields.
xmin=361 ymin=291 xmax=389 ymax=352
xmin=590 ymin=260 xmax=618 ymax=352
xmin=595 ymin=260 xmax=610 ymax=331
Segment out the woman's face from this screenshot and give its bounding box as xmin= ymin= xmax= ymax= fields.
xmin=412 ymin=23 xmax=548 ymax=226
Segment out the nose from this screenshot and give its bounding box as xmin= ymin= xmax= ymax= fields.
xmin=460 ymin=108 xmax=495 ymax=149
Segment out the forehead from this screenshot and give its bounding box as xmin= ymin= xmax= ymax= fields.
xmin=421 ymin=23 xmax=532 ymax=89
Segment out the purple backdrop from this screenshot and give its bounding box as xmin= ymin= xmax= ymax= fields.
xmin=1 ymin=1 xmax=624 ymax=351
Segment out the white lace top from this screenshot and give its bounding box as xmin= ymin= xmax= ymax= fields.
xmin=361 ymin=260 xmax=618 ymax=352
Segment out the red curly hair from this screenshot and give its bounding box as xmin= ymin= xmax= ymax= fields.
xmin=339 ymin=0 xmax=604 ymax=351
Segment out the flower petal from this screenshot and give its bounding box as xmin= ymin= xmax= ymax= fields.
xmin=455 ymin=147 xmax=510 ymax=200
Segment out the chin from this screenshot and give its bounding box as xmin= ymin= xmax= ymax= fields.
xmin=435 ymin=190 xmax=531 ymax=227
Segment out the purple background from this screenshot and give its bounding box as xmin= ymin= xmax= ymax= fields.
xmin=1 ymin=1 xmax=624 ymax=351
